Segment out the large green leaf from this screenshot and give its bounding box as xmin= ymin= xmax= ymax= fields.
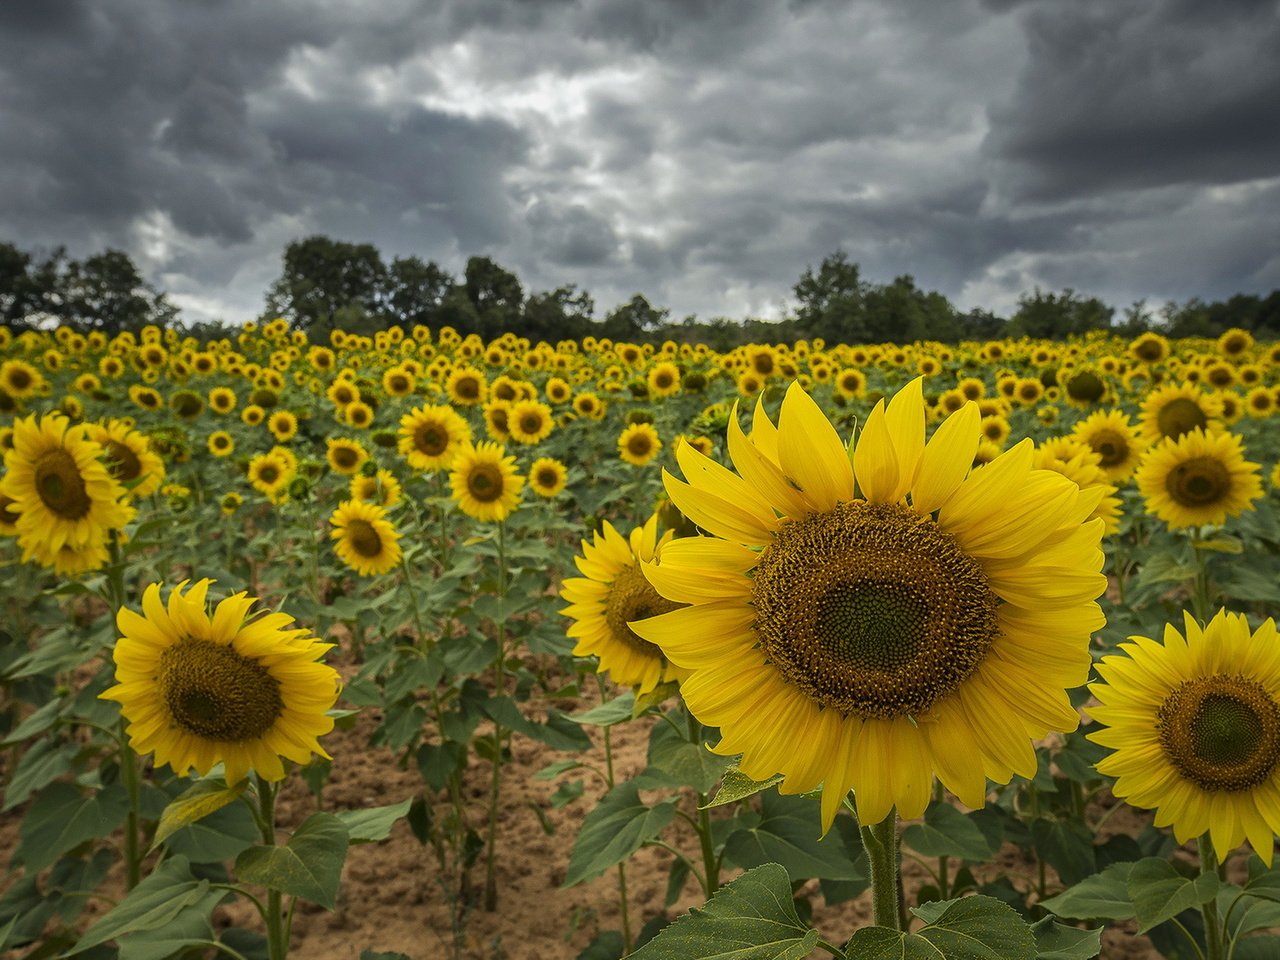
xmin=629 ymin=863 xmax=818 ymax=960
xmin=1028 ymin=916 xmax=1102 ymax=960
xmin=647 ymin=717 xmax=734 ymax=794
xmin=483 ymin=696 xmax=593 ymax=752
xmin=117 ymin=885 xmax=227 ymax=960
xmin=15 ymin=781 xmax=130 ymax=872
xmin=68 ymin=856 xmax=215 ymax=955
xmin=152 ymin=778 xmax=246 ymax=848
xmin=572 ymin=693 xmax=636 ymax=727
xmin=563 ymin=779 xmax=677 ymax=887
xmin=902 ymin=802 xmax=998 ymax=863
xmin=235 ymin=811 xmax=349 ymax=909
xmin=706 ymin=766 xmax=786 ymax=809
xmin=848 ymin=896 xmax=1036 ymax=960
xmin=1126 ymin=857 xmax=1219 ymax=934
xmin=3 ymin=737 xmax=79 ymax=810
xmin=334 ymin=798 xmax=413 ymax=844
xmin=1039 ymin=862 xmax=1136 ymax=921
xmin=721 ymin=790 xmax=865 ymax=882
xmin=1030 ymin=818 xmax=1097 ymax=887
xmin=161 ymin=799 xmax=259 ymax=863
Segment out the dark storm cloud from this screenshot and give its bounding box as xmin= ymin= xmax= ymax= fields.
xmin=985 ymin=0 xmax=1280 ymax=200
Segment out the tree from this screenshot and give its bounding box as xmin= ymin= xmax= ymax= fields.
xmin=383 ymin=256 xmax=455 ymax=328
xmin=522 ymin=285 xmax=594 ymax=342
xmin=792 ymin=251 xmax=866 ymax=343
xmin=463 ymin=255 xmax=523 ymax=338
xmin=600 ymin=294 xmax=668 ymax=341
xmin=1007 ymin=288 xmax=1113 ymax=339
xmin=265 ymin=235 xmax=387 ymax=333
xmin=860 ymin=274 xmax=958 ymax=343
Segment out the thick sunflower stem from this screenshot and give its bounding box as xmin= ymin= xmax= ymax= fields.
xmin=255 ymin=776 xmax=289 ymax=960
xmin=106 ymin=533 xmax=142 ymax=891
xmin=1188 ymin=529 xmax=1214 ymax=625
xmin=484 ymin=521 xmax=509 ymax=912
xmin=685 ymin=708 xmax=719 ymax=895
xmin=603 ymin=720 xmax=633 ymax=953
xmin=860 ymin=807 xmax=901 ymax=932
xmin=1198 ymin=836 xmax=1225 ymax=960
xmin=400 ymin=554 xmax=428 ymax=647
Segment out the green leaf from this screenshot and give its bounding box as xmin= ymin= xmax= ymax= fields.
xmin=235 ymin=811 xmax=350 ymax=909
xmin=1127 ymin=857 xmax=1219 ymax=934
xmin=849 ymin=895 xmax=1037 ymax=959
xmin=160 ymin=799 xmax=259 ymax=863
xmin=629 ymin=863 xmax=819 ymax=960
xmin=647 ymin=717 xmax=734 ymax=794
xmin=334 ymin=798 xmax=412 ymax=844
xmin=482 ymin=696 xmax=592 ymax=752
xmin=1234 ymin=936 xmax=1280 ymax=959
xmin=1218 ymin=565 xmax=1280 ymax=603
xmin=68 ymin=856 xmax=212 ymax=955
xmin=15 ymin=781 xmax=130 ymax=872
xmin=117 ymin=884 xmax=227 ymax=960
xmin=721 ymin=790 xmax=866 ymax=882
xmin=1028 ymin=916 xmax=1102 ymax=959
xmin=1039 ymin=862 xmax=1136 ymax=921
xmin=572 ymin=692 xmax=636 ymax=727
xmin=0 ymin=698 xmax=63 ymax=747
xmin=633 ymin=680 xmax=680 ymax=716
xmin=706 ymin=766 xmax=786 ymax=809
xmin=1031 ymin=818 xmax=1097 ymax=887
xmin=1193 ymin=535 xmax=1243 ymax=553
xmin=563 ymin=779 xmax=677 ymax=887
xmin=152 ymin=779 xmax=246 ymax=849
xmin=1136 ymin=554 xmax=1200 ymax=587
xmin=902 ymin=801 xmax=999 ymax=863
xmin=3 ymin=736 xmax=79 ymax=810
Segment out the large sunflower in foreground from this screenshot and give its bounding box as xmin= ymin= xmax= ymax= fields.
xmin=1088 ymin=610 xmax=1280 ymax=864
xmin=101 ymin=580 xmax=341 ymax=785
xmin=1134 ymin=427 xmax=1261 ymax=529
xmin=1 ymin=413 xmax=136 ymax=559
xmin=449 ymin=441 xmax=523 ymax=522
xmin=561 ymin=515 xmax=690 ymax=694
xmin=631 ymin=380 xmax=1107 ymax=830
xmin=329 ymin=499 xmax=402 ymax=576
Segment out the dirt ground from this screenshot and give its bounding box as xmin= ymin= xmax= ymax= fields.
xmin=2 ymin=661 xmax=1169 ymax=960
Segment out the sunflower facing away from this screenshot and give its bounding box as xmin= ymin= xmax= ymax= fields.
xmin=329 ymin=499 xmax=402 ymax=576
xmin=561 ymin=515 xmax=690 ymax=694
xmin=1088 ymin=610 xmax=1280 ymax=864
xmin=449 ymin=441 xmax=524 ymax=522
xmin=631 ymin=379 xmax=1107 ymax=830
xmin=1134 ymin=427 xmax=1262 ymax=530
xmin=101 ymin=580 xmax=341 ymax=785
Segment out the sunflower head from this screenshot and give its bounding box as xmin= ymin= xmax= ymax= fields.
xmin=330 ymin=499 xmax=402 ymax=576
xmin=101 ymin=580 xmax=340 ymax=785
xmin=448 ymin=441 xmax=524 ymax=522
xmin=1135 ymin=427 xmax=1262 ymax=530
xmin=618 ymin=423 xmax=662 ymax=466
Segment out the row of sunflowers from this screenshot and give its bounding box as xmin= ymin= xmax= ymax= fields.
xmin=2 ymin=318 xmax=1280 ymax=959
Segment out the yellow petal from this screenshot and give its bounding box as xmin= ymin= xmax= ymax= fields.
xmin=884 ymin=377 xmax=926 ymax=501
xmin=777 ymin=382 xmax=854 ymax=511
xmin=911 ymin=402 xmax=979 ymax=515
xmin=852 ymin=401 xmax=900 ymax=504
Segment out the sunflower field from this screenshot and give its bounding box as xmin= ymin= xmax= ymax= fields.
xmin=4 ymin=320 xmax=1280 ymax=960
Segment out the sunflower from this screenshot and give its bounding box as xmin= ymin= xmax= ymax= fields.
xmin=241 ymin=404 xmax=266 ymax=427
xmin=545 ymin=377 xmax=573 ymax=405
xmin=508 ymin=400 xmax=554 ymax=445
xmin=398 ymin=403 xmax=471 ymax=471
xmin=327 ymin=380 xmax=361 ymax=409
xmin=209 ymin=387 xmax=237 ymax=414
xmin=560 ymin=515 xmax=690 ymax=694
xmin=329 ymin=499 xmax=402 ymax=576
xmin=1246 ymin=387 xmax=1275 ymax=419
xmin=618 ymin=423 xmax=662 ymax=466
xmin=647 ymin=362 xmax=682 ymax=399
xmin=573 ymin=392 xmax=606 ymax=420
xmin=1034 ymin=438 xmax=1122 ymax=535
xmin=220 ymin=491 xmax=242 ymax=515
xmin=349 ymin=469 xmax=402 ymax=508
xmin=529 ymin=457 xmax=568 ymax=498
xmin=1072 ymin=410 xmax=1143 ymax=482
xmin=1088 ymin=610 xmax=1280 ymax=864
xmin=207 ymin=431 xmax=235 ymax=457
xmin=1 ymin=359 xmax=46 ymax=398
xmin=247 ymin=452 xmax=293 ymax=501
xmin=344 ymin=400 xmax=375 ymax=430
xmin=267 ymin=410 xmax=299 ymax=442
xmin=100 ymin=580 xmax=340 ymax=785
xmin=325 ymin=437 xmax=368 ymax=476
xmin=382 ymin=366 xmax=416 ymax=397
xmin=445 ymin=366 xmax=487 ymax=406
xmin=1217 ymin=328 xmax=1254 ymax=361
xmin=0 ymin=494 xmax=18 ymax=536
xmin=129 ymin=385 xmax=164 ymax=412
xmin=1139 ymin=383 xmax=1223 ymax=446
xmin=449 ymin=442 xmax=524 ymax=522
xmin=86 ymin=419 xmax=165 ymax=498
xmin=835 ymin=368 xmax=867 ymax=400
xmin=1135 ymin=427 xmax=1262 ymax=529
xmin=1 ymin=413 xmax=136 ymax=560
xmin=630 ymin=379 xmax=1107 ymax=830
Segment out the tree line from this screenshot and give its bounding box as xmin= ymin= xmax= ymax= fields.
xmin=3 ymin=236 xmax=1279 ymax=346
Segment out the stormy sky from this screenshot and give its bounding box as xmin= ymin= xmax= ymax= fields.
xmin=2 ymin=0 xmax=1278 ymax=327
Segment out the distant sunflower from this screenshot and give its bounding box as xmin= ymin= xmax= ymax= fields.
xmin=484 ymin=399 xmax=513 ymax=441
xmin=349 ymin=469 xmax=402 ymax=508
xmin=398 ymin=403 xmax=471 ymax=471
xmin=1139 ymin=383 xmax=1223 ymax=446
xmin=618 ymin=423 xmax=662 ymax=466
xmin=267 ymin=410 xmax=299 ymax=442
xmin=1135 ymin=427 xmax=1261 ymax=529
xmin=100 ymin=580 xmax=340 ymax=785
xmin=835 ymin=368 xmax=867 ymax=399
xmin=1 ymin=413 xmax=136 ymax=560
xmin=1072 ymin=410 xmax=1143 ymax=482
xmin=631 ymin=379 xmax=1106 ymax=831
xmin=86 ymin=419 xmax=165 ymax=498
xmin=209 ymin=387 xmax=237 ymax=414
xmin=247 ymin=452 xmax=292 ymax=500
xmin=573 ymin=392 xmax=605 ymax=420
xmin=1246 ymin=387 xmax=1275 ymax=419
xmin=207 ymin=431 xmax=235 ymax=457
xmin=344 ymin=401 xmax=375 ymax=430
xmin=327 ymin=380 xmax=360 ymax=409
xmin=446 ymin=366 xmax=487 ymax=406
xmin=647 ymin=362 xmax=682 ymax=399
xmin=220 ymin=492 xmax=242 ymax=515
xmin=1 ymin=359 xmax=45 ymax=399
xmin=241 ymin=404 xmax=266 ymax=427
xmin=529 ymin=457 xmax=568 ymax=498
xmin=382 ymin=366 xmax=416 ymax=397
xmin=325 ymin=437 xmax=368 ymax=476
xmin=0 ymin=494 xmax=18 ymax=536
xmin=449 ymin=442 xmax=524 ymax=522
xmin=1088 ymin=610 xmax=1280 ymax=864
xmin=560 ymin=515 xmax=690 ymax=694
xmin=508 ymin=400 xmax=554 ymax=445
xmin=129 ymin=385 xmax=164 ymax=412
xmin=330 ymin=499 xmax=402 ymax=576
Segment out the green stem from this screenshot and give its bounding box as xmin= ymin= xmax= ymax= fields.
xmin=859 ymin=807 xmax=901 ymax=931
xmin=256 ymin=776 xmax=289 ymax=960
xmin=603 ymin=719 xmax=633 ymax=954
xmin=400 ymin=554 xmax=428 ymax=646
xmin=685 ymin=708 xmax=719 ymax=895
xmin=483 ymin=520 xmax=508 ymax=912
xmin=1199 ymin=835 xmax=1224 ymax=960
xmin=1189 ymin=529 xmax=1214 ymax=624
xmin=106 ymin=532 xmax=143 ymax=891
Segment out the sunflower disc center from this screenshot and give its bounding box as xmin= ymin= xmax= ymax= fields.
xmin=1166 ymin=457 xmax=1231 ymax=506
xmin=751 ymin=501 xmax=1000 ymax=720
xmin=333 ymin=447 xmax=359 ymax=469
xmin=414 ymin=423 xmax=447 ymax=456
xmin=1158 ymin=676 xmax=1280 ymax=792
xmin=35 ymin=449 xmax=92 ymax=519
xmin=605 ymin=563 xmax=681 ymax=655
xmin=346 ymin=519 xmax=384 ymax=557
xmin=159 ymin=640 xmax=284 ymax=742
xmin=467 ymin=464 xmax=504 ymax=503
xmin=104 ymin=439 xmax=143 ymax=483
xmin=1157 ymin=397 xmax=1208 ymax=439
